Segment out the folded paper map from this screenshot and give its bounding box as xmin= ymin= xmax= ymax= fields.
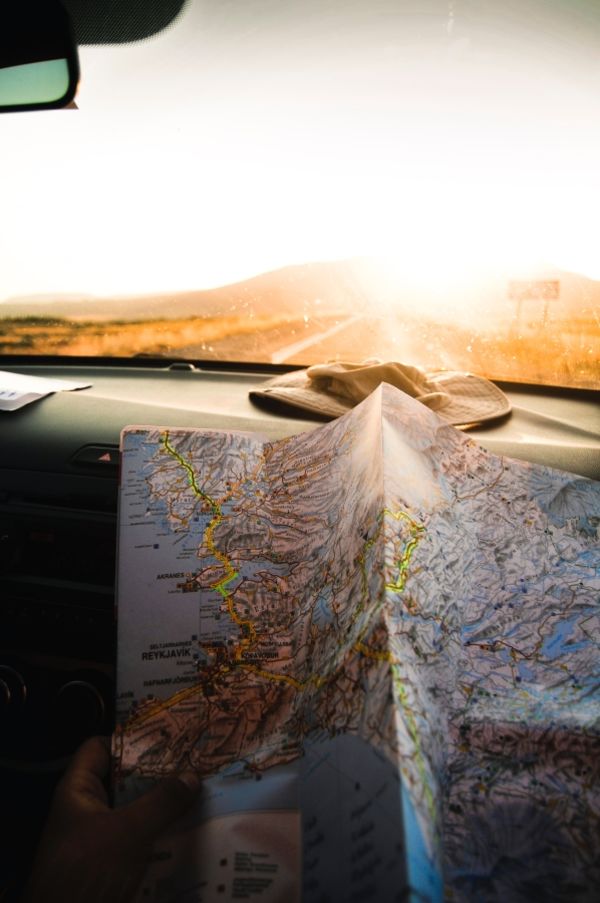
xmin=113 ymin=383 xmax=600 ymax=902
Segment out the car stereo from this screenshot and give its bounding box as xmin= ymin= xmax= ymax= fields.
xmin=0 ymin=476 xmax=117 ymax=763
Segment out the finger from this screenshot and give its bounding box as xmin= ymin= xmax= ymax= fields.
xmin=67 ymin=735 xmax=111 ymax=781
xmin=119 ymin=774 xmax=200 ymax=840
xmin=61 ymin=735 xmax=111 ymax=805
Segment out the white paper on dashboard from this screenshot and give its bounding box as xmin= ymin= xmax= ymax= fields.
xmin=0 ymin=370 xmax=91 ymax=411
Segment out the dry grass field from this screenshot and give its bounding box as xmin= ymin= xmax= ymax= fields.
xmin=0 ymin=313 xmax=297 ymax=358
xmin=0 ymin=311 xmax=598 ymax=388
xmin=415 ymin=317 xmax=600 ymax=389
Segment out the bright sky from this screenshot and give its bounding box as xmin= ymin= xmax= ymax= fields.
xmin=1 ymin=0 xmax=599 ymax=303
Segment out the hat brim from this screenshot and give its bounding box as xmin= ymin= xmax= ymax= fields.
xmin=250 ymin=369 xmax=511 ymax=428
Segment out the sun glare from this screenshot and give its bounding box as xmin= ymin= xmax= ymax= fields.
xmin=0 ymin=0 xmax=599 ymax=304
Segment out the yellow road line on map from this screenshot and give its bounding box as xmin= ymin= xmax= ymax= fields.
xmin=383 ymin=508 xmax=425 ymax=594
xmin=392 ymin=665 xmax=437 ymax=826
xmin=354 ymin=508 xmax=424 ymax=660
xmin=127 ymin=683 xmax=201 ymax=728
xmin=142 ymin=442 xmax=427 ymax=711
xmin=353 ymin=640 xmax=397 ymax=663
xmin=162 ymin=432 xmax=256 ymax=653
xmin=128 ymin=664 xmax=327 ymax=733
xmin=161 ymin=434 xmax=318 ymax=684
xmin=239 ymin=662 xmax=328 ymax=691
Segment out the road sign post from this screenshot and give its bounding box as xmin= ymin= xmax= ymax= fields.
xmin=508 ymin=279 xmax=560 ymax=329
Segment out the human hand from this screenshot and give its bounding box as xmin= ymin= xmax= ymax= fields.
xmin=23 ymin=735 xmax=200 ymax=903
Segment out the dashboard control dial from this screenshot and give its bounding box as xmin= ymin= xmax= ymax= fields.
xmin=53 ymin=680 xmax=106 ymax=745
xmin=0 ymin=665 xmax=26 ymax=712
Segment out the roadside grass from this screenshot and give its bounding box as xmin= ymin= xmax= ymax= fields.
xmin=419 ymin=318 xmax=599 ymax=389
xmin=0 ymin=314 xmax=299 ymax=357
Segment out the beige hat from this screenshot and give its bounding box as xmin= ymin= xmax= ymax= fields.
xmin=250 ymin=360 xmax=511 ymax=427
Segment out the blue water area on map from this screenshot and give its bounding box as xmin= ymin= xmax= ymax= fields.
xmin=577 ymin=548 xmax=600 ymax=566
xmin=517 ymin=662 xmax=536 ymax=681
xmin=540 ymin=614 xmax=582 ymax=661
xmin=123 ymin=433 xmax=145 ymax=455
xmin=577 ymin=516 xmax=599 ymax=538
xmin=181 ymin=515 xmax=213 ymax=540
xmin=495 ymin=646 xmax=511 ymax=665
xmin=312 ymin=586 xmax=335 ymax=627
xmin=236 ymin=560 xmax=291 ymax=582
xmin=401 ymin=784 xmax=443 ymax=903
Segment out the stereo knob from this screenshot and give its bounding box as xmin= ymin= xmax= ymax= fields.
xmin=0 ymin=665 xmax=27 ymax=713
xmin=54 ymin=680 xmax=106 ymax=745
xmin=0 ymin=678 xmax=10 ymax=708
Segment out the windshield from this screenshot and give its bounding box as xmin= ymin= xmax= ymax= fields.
xmin=1 ymin=0 xmax=599 ymax=388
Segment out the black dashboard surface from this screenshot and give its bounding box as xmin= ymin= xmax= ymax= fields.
xmin=1 ymin=363 xmax=599 ymax=482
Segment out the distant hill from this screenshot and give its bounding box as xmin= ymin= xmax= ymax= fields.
xmin=1 ymin=258 xmax=598 ymax=328
xmin=0 ymin=260 xmax=376 ymax=322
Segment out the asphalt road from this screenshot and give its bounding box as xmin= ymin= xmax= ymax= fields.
xmin=270 ymin=315 xmax=363 ymax=364
xmin=267 ymin=314 xmax=429 ymax=366
xmin=181 ymin=313 xmax=430 ymax=367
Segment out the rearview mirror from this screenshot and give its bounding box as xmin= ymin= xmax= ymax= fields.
xmin=0 ymin=2 xmax=79 ymax=112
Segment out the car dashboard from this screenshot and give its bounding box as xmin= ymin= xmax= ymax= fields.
xmin=0 ymin=361 xmax=598 ymax=899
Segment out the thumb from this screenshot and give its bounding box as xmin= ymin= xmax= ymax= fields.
xmin=118 ymin=773 xmax=201 ymax=841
